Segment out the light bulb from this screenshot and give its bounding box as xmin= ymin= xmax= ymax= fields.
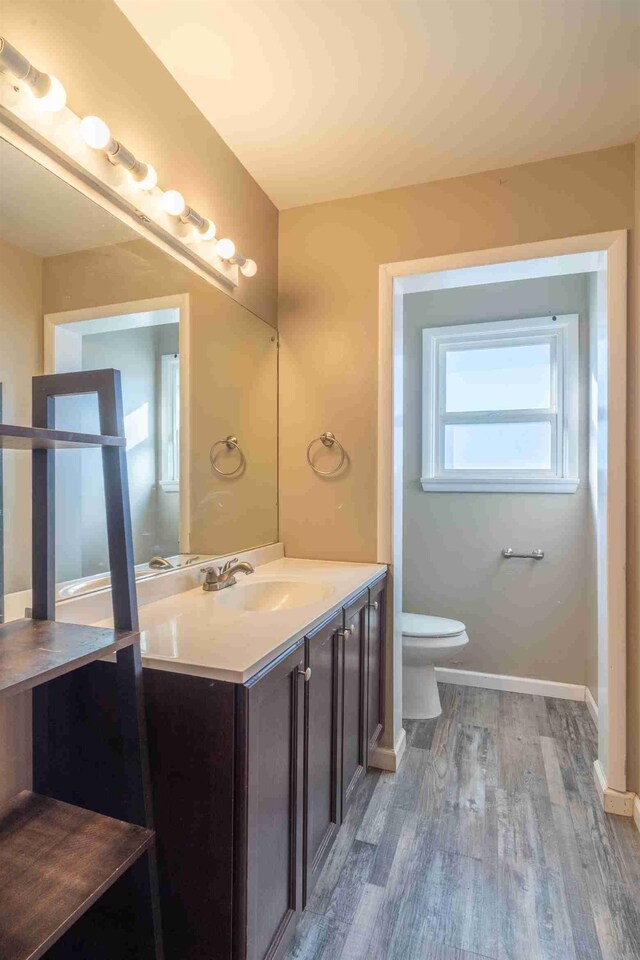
xmin=240 ymin=259 xmax=258 ymax=278
xmin=161 ymin=190 xmax=187 ymax=217
xmin=216 ymin=238 xmax=235 ymax=260
xmin=136 ymin=163 xmax=157 ymax=191
xmin=199 ymin=218 xmax=216 ymax=241
xmin=32 ymin=74 xmax=66 ymax=112
xmin=80 ymin=115 xmax=112 ymax=150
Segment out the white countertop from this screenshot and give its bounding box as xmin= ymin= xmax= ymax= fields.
xmin=93 ymin=557 xmax=386 ymax=683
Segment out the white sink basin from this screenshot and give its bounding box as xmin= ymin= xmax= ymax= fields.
xmin=214 ymin=579 xmax=334 ymax=613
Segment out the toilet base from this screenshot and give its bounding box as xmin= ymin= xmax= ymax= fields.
xmin=403 ymin=661 xmax=442 ymax=720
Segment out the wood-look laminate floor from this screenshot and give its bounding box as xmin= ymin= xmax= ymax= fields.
xmin=285 ymin=684 xmax=640 ymax=960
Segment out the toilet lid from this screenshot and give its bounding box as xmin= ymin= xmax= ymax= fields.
xmin=402 ymin=613 xmax=466 ymax=638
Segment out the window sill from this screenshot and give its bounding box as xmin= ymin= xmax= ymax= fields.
xmin=159 ymin=481 xmax=180 ymax=493
xmin=420 ymin=477 xmax=580 ymax=494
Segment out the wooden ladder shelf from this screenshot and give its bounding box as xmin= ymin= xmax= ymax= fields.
xmin=0 ymin=370 xmax=163 ymax=960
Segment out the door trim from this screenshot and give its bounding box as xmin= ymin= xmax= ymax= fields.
xmin=377 ymin=231 xmax=628 ymax=795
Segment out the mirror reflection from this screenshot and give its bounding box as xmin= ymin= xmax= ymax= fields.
xmin=0 ymin=137 xmax=278 ymax=603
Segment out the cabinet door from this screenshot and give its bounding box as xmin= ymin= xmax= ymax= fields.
xmin=242 ymin=644 xmax=305 ymax=960
xmin=367 ymin=576 xmax=386 ymax=752
xmin=304 ymin=611 xmax=343 ymax=905
xmin=340 ymin=590 xmax=368 ymax=816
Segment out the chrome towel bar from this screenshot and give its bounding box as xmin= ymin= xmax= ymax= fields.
xmin=502 ymin=548 xmax=544 ymax=560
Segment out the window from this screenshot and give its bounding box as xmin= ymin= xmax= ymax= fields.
xmin=160 ymin=353 xmax=180 ymax=491
xmin=421 ymin=315 xmax=579 ymax=493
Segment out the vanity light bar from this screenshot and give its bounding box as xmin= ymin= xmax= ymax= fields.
xmin=160 ymin=190 xmax=216 ymax=239
xmin=214 ymin=240 xmax=257 ymax=277
xmin=0 ymin=36 xmax=258 ymax=279
xmin=0 ymin=37 xmax=66 ymax=111
xmin=80 ymin=116 xmax=157 ymax=190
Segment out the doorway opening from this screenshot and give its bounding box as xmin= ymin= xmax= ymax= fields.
xmin=44 ymin=293 xmax=192 ymax=599
xmin=377 ymin=233 xmax=631 ymax=815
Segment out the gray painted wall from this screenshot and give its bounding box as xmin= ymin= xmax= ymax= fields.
xmin=403 ymin=274 xmax=597 ymax=688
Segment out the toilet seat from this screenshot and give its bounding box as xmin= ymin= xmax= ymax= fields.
xmin=402 ymin=613 xmax=466 ymax=639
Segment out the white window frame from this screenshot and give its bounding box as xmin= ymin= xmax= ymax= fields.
xmin=421 ymin=314 xmax=580 ymax=493
xmin=159 ymin=353 xmax=180 ymax=492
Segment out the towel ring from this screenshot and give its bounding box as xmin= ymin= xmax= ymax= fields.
xmin=210 ymin=435 xmax=245 ymax=477
xmin=306 ymin=431 xmax=346 ymax=477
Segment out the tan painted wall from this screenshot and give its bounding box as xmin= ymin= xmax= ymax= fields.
xmin=279 ymin=142 xmax=637 ymax=780
xmin=402 ymin=275 xmax=596 ymax=687
xmin=0 ymin=238 xmax=42 ymax=593
xmin=2 ymin=0 xmax=278 ymax=326
xmin=279 ymin=144 xmax=634 ymax=560
xmin=43 ymin=239 xmax=279 ymax=558
xmin=628 ymin=135 xmax=640 ymax=795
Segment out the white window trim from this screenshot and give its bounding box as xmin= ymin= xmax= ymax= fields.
xmin=159 ymin=353 xmax=180 ymax=493
xmin=421 ymin=314 xmax=580 ymax=493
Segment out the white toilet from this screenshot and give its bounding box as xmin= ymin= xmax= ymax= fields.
xmin=402 ymin=613 xmax=469 ymax=719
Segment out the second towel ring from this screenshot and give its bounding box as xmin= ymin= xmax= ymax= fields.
xmin=306 ymin=431 xmax=346 ymax=477
xmin=210 ymin=435 xmax=245 ymax=477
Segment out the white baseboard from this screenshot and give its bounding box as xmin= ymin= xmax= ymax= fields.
xmin=369 ymin=727 xmax=407 ymax=772
xmin=634 ymin=795 xmax=640 ymax=835
xmin=435 ymin=667 xmax=586 ymax=702
xmin=593 ymin=759 xmax=635 ymax=817
xmin=585 ymin=687 xmax=599 ymax=727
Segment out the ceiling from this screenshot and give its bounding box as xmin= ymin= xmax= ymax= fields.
xmin=115 ymin=0 xmax=639 ymax=209
xmin=0 ymin=138 xmax=138 ymax=257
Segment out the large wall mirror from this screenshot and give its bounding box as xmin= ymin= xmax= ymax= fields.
xmin=0 ymin=136 xmax=278 ymax=604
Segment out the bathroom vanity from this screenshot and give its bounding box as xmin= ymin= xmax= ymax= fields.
xmin=37 ymin=555 xmax=387 ymax=960
xmin=138 ymin=561 xmax=387 ymax=960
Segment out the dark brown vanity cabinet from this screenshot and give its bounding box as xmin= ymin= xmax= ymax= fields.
xmin=303 ymin=575 xmax=387 ymax=901
xmin=239 ymin=644 xmax=306 ymax=960
xmin=366 ymin=575 xmax=386 ymax=752
xmin=341 ymin=589 xmax=369 ymax=815
xmin=303 ymin=610 xmax=343 ymax=903
xmin=143 ymin=573 xmax=387 ymax=960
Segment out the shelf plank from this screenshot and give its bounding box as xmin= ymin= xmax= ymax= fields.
xmin=0 ymin=791 xmax=153 ymax=960
xmin=0 ymin=619 xmax=137 ymax=699
xmin=0 ymin=424 xmax=125 ymax=450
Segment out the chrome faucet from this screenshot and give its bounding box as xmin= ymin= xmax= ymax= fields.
xmin=149 ymin=556 xmax=174 ymax=570
xmin=202 ymin=558 xmax=254 ymax=592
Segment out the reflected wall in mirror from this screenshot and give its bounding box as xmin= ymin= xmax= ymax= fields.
xmin=0 ymin=136 xmax=278 ymax=604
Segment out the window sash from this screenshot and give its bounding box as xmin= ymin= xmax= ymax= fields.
xmin=438 ymin=333 xmax=559 ymax=418
xmin=434 ymin=332 xmax=561 ymax=479
xmin=435 ymin=412 xmax=559 ymax=479
xmin=421 ymin=314 xmax=579 ymax=492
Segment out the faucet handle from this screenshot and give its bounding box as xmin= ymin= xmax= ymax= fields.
xmin=221 ymin=558 xmax=239 ymax=574
xmin=201 ymin=565 xmax=221 ymax=580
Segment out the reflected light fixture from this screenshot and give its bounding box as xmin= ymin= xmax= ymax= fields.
xmin=0 ymin=36 xmax=66 ymax=111
xmin=240 ymin=259 xmax=258 ymax=278
xmin=80 ymin=115 xmax=157 ymax=191
xmin=216 ymin=238 xmax=236 ymax=260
